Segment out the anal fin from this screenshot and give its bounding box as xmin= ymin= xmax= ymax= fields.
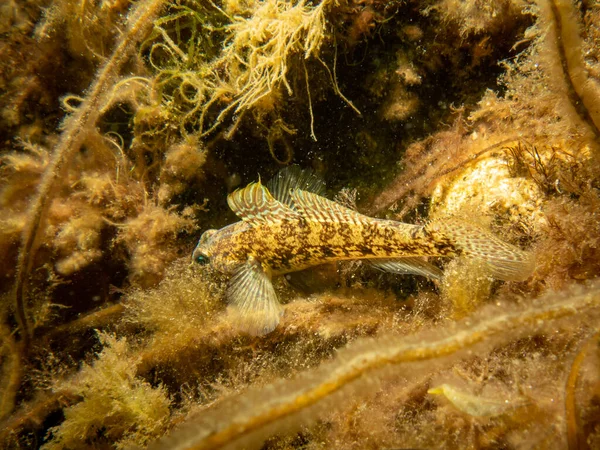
xmin=227 ymin=257 xmax=283 ymax=336
xmin=367 ymin=257 xmax=443 ymax=281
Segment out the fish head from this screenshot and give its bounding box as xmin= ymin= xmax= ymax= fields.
xmin=192 ymin=224 xmax=245 ymax=273
xmin=192 ymin=228 xmax=218 ymax=267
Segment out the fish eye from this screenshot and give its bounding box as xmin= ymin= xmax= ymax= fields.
xmin=195 ymin=253 xmax=210 ymax=265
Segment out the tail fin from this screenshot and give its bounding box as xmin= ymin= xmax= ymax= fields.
xmin=427 ymin=219 xmax=535 ymax=282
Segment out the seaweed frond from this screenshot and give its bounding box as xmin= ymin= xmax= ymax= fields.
xmin=539 ymin=0 xmax=600 ymax=141
xmin=152 ymin=282 xmax=600 ymax=450
xmin=144 ymin=0 xmax=359 ymax=140
xmin=4 ymin=0 xmax=600 ymax=447
xmin=43 ymin=333 xmax=171 ymax=449
xmin=13 ymin=0 xmax=168 ymax=348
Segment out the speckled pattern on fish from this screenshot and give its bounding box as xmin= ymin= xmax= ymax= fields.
xmin=193 ymin=167 xmax=534 ymax=335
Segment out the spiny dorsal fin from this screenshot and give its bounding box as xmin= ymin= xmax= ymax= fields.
xmin=290 ymin=189 xmax=369 ymax=224
xmin=227 ymin=180 xmax=298 ymax=223
xmin=266 ymin=165 xmax=326 ymax=208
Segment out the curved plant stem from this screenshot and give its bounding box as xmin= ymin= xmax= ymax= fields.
xmin=42 ymin=304 xmax=126 ymax=342
xmin=547 ymin=0 xmax=600 ymax=139
xmin=0 ymin=324 xmax=21 ymax=421
xmin=565 ymin=329 xmax=599 ymax=450
xmin=155 ymin=284 xmax=600 ymax=450
xmin=13 ymin=0 xmax=168 ymax=350
xmin=9 ymin=0 xmax=167 ymax=422
xmin=0 ymin=390 xmax=79 ymax=445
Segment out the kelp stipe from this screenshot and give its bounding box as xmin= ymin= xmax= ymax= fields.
xmin=8 ymin=0 xmax=167 ymax=420
xmin=151 ymin=282 xmax=600 ymax=450
xmin=13 ymin=0 xmax=168 ymax=343
xmin=539 ymin=0 xmax=600 ymax=141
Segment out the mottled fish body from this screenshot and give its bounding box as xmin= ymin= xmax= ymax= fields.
xmin=202 ymin=199 xmax=452 ymax=275
xmin=193 ymin=167 xmax=535 ymax=335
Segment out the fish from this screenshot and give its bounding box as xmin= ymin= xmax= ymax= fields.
xmin=193 ymin=166 xmax=535 ymax=335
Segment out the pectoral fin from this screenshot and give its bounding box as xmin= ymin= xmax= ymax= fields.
xmin=227 ymin=258 xmax=283 ymax=336
xmin=367 ymin=257 xmax=443 ymax=281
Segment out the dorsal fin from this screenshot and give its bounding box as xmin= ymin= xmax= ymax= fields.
xmin=266 ymin=165 xmax=326 ymax=208
xmin=227 ymin=180 xmax=297 ymax=223
xmin=290 ymin=189 xmax=368 ymax=224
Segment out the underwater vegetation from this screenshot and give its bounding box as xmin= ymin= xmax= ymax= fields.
xmin=1 ymin=0 xmax=600 ymax=448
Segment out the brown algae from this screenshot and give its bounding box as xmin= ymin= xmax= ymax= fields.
xmin=1 ymin=0 xmax=600 ymax=448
